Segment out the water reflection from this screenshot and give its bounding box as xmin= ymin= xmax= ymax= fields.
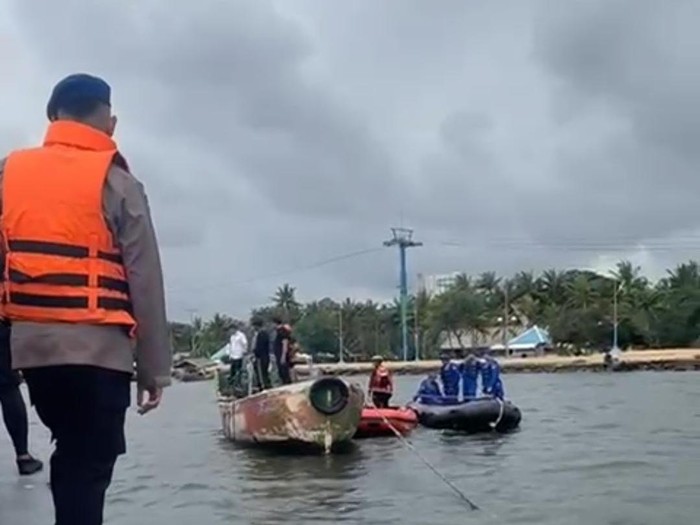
xmin=5 ymin=374 xmax=700 ymax=525
xmin=214 ymin=438 xmax=371 ymax=524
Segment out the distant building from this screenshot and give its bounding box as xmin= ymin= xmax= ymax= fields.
xmin=417 ymin=272 xmax=460 ymax=296
xmin=491 ymin=325 xmax=553 ymax=357
xmin=439 ymin=325 xmax=524 ymax=355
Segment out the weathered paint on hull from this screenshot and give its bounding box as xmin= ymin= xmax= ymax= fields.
xmin=217 ymin=377 xmax=364 ymax=452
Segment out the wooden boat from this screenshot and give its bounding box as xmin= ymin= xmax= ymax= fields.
xmin=353 ymin=406 xmax=418 ymax=439
xmin=216 ymin=369 xmax=364 ymax=453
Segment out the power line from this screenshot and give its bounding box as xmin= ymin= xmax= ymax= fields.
xmin=166 ymin=246 xmax=384 ymax=296
xmin=435 ymin=238 xmax=700 ymax=252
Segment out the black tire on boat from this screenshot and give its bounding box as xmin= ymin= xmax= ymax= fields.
xmin=411 ymin=398 xmax=521 ymax=433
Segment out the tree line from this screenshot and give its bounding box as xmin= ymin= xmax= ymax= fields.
xmin=169 ymin=260 xmax=700 ymax=361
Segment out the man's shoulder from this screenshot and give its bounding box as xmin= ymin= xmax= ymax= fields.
xmin=106 ymin=164 xmax=144 ymax=193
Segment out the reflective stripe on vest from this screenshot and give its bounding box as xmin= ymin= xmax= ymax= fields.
xmin=1 ymin=121 xmax=136 ymax=332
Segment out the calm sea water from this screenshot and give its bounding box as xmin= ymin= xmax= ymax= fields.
xmin=1 ymin=372 xmax=699 ymax=525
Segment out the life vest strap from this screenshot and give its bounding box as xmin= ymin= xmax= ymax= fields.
xmin=8 ymin=269 xmax=129 ymax=294
xmin=9 ymin=292 xmax=132 ymax=313
xmin=8 ymin=239 xmax=122 ymax=265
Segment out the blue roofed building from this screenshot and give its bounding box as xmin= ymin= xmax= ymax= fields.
xmin=490 ymin=325 xmax=553 ymax=356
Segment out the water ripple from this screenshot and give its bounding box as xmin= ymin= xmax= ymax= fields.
xmin=3 ymin=372 xmax=700 ymax=524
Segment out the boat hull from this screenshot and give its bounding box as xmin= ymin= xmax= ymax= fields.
xmin=218 ymin=376 xmax=364 ymax=452
xmin=354 ymin=406 xmax=418 ymax=439
xmin=409 ymin=398 xmax=521 ymax=433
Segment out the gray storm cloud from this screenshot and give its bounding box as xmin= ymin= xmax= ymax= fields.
xmin=2 ymin=0 xmax=698 ymax=319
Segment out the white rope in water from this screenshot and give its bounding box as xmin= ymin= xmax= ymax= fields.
xmin=366 ymin=397 xmax=481 ymax=511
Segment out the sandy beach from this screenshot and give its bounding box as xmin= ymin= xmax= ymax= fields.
xmin=296 ymin=348 xmax=700 ymax=376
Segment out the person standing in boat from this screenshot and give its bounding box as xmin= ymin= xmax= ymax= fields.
xmin=480 ymin=353 xmax=505 ymax=400
xmin=250 ymin=317 xmax=271 ymax=390
xmin=439 ymin=351 xmax=460 ymax=403
xmin=286 ymin=334 xmax=301 ymax=383
xmin=460 ymin=353 xmax=480 ymax=400
xmin=227 ymin=323 xmax=248 ymax=386
xmin=368 ymin=355 xmax=393 ymax=408
xmin=272 ymin=316 xmax=293 ymax=385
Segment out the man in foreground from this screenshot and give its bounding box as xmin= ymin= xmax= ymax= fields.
xmin=0 ymin=73 xmax=171 ymax=525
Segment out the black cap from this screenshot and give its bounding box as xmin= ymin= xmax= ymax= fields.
xmin=46 ymin=73 xmax=111 ymax=120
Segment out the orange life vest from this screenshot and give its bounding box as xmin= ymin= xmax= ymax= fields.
xmin=0 ymin=120 xmax=136 ymax=334
xmin=369 ymin=365 xmax=393 ymax=394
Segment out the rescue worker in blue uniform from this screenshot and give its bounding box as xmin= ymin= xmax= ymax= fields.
xmin=480 ymin=354 xmax=505 ymax=400
xmin=412 ymin=374 xmax=445 ymax=405
xmin=439 ymin=352 xmax=461 ymax=404
xmin=460 ymin=353 xmax=480 ymax=400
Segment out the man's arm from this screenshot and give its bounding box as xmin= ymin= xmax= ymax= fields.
xmin=104 ymin=166 xmax=172 ymax=391
xmin=281 ymin=337 xmax=289 ymax=361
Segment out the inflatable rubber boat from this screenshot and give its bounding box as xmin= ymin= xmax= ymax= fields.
xmin=408 ymin=397 xmax=521 ymax=433
xmin=353 ymin=406 xmax=418 ymax=439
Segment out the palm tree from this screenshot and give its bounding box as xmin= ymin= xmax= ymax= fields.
xmin=272 ymin=283 xmax=301 ymax=322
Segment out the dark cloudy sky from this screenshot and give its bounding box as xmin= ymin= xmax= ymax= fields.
xmin=2 ymin=0 xmax=699 ymax=321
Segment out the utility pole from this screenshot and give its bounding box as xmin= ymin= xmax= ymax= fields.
xmin=612 ymin=279 xmax=620 ymax=353
xmin=186 ymin=308 xmax=198 ymax=355
xmin=338 ymin=307 xmax=345 ymax=363
xmin=413 ymin=295 xmax=420 ymax=361
xmin=384 ymin=227 xmax=422 ymax=362
xmin=504 ymin=285 xmax=510 ymax=357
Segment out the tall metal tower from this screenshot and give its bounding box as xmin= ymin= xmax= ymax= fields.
xmin=384 ymin=227 xmax=422 ymax=361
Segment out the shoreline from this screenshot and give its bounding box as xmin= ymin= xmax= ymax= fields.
xmin=295 ymin=349 xmax=700 ymax=376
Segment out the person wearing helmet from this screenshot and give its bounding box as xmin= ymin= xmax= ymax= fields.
xmin=368 ymin=355 xmax=393 ymax=408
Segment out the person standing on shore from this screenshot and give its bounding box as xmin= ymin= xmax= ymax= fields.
xmin=0 ymin=73 xmax=171 ymax=525
xmin=0 ymin=321 xmax=43 ymax=475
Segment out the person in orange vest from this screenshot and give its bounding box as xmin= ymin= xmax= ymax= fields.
xmin=368 ymin=355 xmax=394 ymax=408
xmin=0 ymin=73 xmax=171 ymax=525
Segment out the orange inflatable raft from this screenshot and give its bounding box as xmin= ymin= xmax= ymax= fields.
xmin=353 ymin=406 xmax=418 ymax=439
